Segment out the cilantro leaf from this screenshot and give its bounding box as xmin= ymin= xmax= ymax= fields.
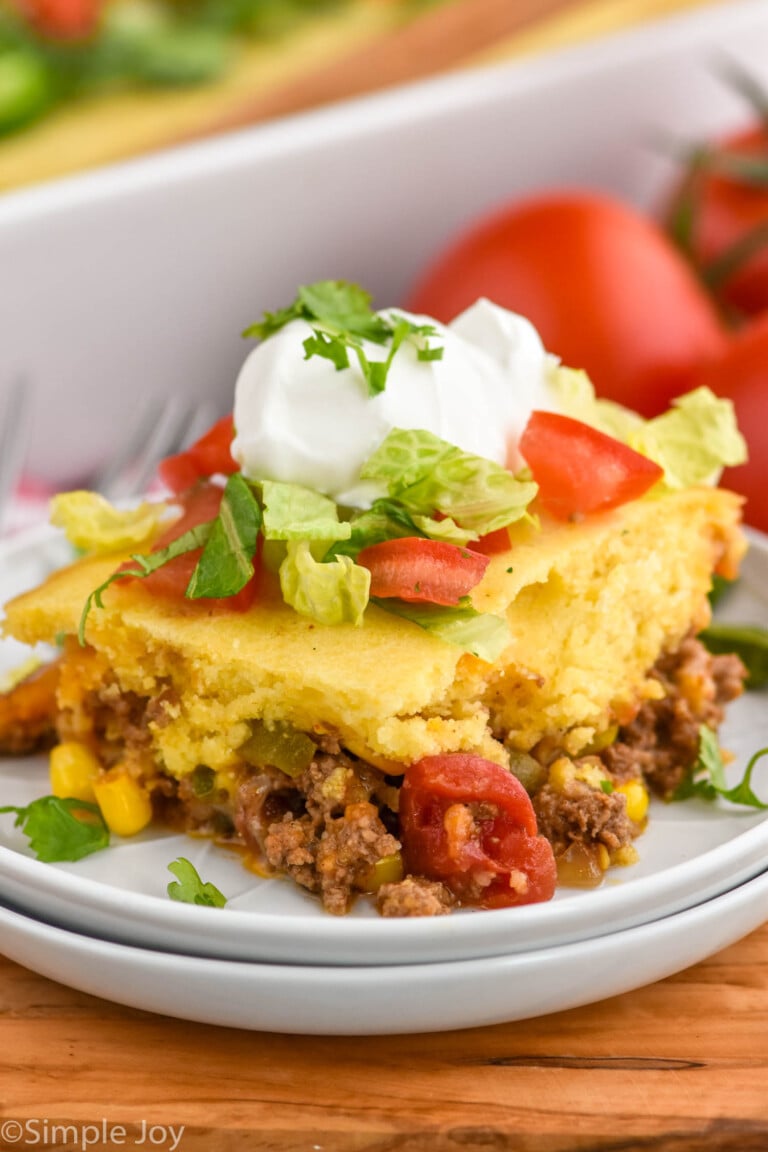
xmin=80 ymin=475 xmax=262 ymax=638
xmin=247 ymin=300 xmax=303 ymax=341
xmin=244 ymin=281 xmax=389 ymax=344
xmin=0 ymin=796 xmax=109 ymax=862
xmin=302 ymin=329 xmax=352 ymax=371
xmin=298 ymin=281 xmax=391 ymax=343
xmin=186 ymin=473 xmax=261 ymax=599
xmin=700 ymin=622 xmax=768 ymax=689
xmin=167 ymin=857 xmax=227 ymax=907
xmin=78 ymin=520 xmax=214 ymax=644
xmin=674 ymin=726 xmax=768 ymax=809
xmin=242 ymin=280 xmax=443 ymax=396
xmin=708 ymin=573 xmax=735 ymax=609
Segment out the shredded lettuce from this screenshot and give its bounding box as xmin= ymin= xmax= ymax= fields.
xmin=548 ymin=366 xmax=645 ymax=443
xmin=377 ymin=599 xmax=512 ymax=662
xmin=548 ymin=369 xmax=747 ymax=491
xmin=279 ymin=540 xmax=370 ymax=626
xmin=50 ymin=490 xmax=167 ymax=553
xmin=410 ymin=514 xmax=478 ymax=546
xmin=261 ymin=481 xmax=352 ymax=542
xmin=325 ymin=498 xmax=426 ymax=560
xmin=360 ymin=428 xmax=537 ymax=535
xmin=629 ymin=387 xmax=747 ymax=490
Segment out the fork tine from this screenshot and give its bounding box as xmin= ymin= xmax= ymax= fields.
xmin=0 ymin=380 xmax=33 ymax=530
xmin=91 ymin=397 xmax=169 ymax=497
xmin=96 ymin=397 xmax=218 ymax=502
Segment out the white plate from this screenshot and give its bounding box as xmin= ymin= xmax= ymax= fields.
xmin=2 ymin=528 xmax=768 ymax=966
xmin=3 ymin=0 xmax=768 ymax=968
xmin=1 ymin=866 xmax=767 ymax=1035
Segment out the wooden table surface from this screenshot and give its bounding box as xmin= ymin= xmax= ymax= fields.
xmin=2 ymin=921 xmax=768 ymax=1149
xmin=4 ymin=1 xmax=766 ymax=1148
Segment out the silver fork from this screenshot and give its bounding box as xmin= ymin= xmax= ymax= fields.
xmin=0 ymin=379 xmax=33 ymax=534
xmin=91 ymin=395 xmax=219 ymax=502
xmin=0 ymin=387 xmax=220 ymax=533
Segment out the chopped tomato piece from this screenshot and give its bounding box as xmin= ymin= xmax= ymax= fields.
xmin=519 ymin=411 xmax=664 ymax=520
xmin=399 ymin=754 xmax=557 ymax=909
xmin=157 ymin=452 xmax=201 ymax=497
xmin=356 ymin=538 xmax=489 ymax=606
xmin=137 ymin=482 xmax=258 ymax=611
xmin=158 ymin=415 xmax=238 ymax=495
xmin=473 ymin=527 xmax=511 ymax=555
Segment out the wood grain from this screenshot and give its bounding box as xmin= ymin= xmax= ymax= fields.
xmin=2 ymin=923 xmax=768 ymax=1150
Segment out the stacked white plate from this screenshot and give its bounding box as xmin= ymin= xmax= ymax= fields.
xmin=3 ymin=0 xmax=768 ymax=1034
xmin=1 ymin=527 xmax=767 ymax=1035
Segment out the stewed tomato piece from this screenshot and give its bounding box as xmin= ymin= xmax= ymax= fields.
xmin=399 ymin=754 xmax=557 ymax=909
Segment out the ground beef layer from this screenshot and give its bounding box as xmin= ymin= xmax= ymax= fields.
xmin=0 ymin=636 xmax=746 ymax=916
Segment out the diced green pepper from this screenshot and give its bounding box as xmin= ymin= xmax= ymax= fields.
xmin=190 ymin=765 xmax=217 ymax=798
xmin=507 ymin=749 xmax=547 ymax=795
xmin=239 ymin=719 xmax=316 ymax=778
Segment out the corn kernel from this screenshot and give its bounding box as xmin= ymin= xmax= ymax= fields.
xmin=548 ymin=757 xmax=576 ymax=793
xmin=611 ymin=844 xmax=641 ymax=867
xmin=596 ymin=843 xmax=611 ymax=871
xmin=574 ymin=760 xmax=611 ymax=791
xmin=616 ymin=779 xmax=649 ymax=824
xmin=93 ymin=771 xmax=153 ymax=837
xmin=50 ymin=742 xmax=100 ymax=803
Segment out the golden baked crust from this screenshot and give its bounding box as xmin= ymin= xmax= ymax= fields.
xmin=3 ymin=486 xmax=744 ymax=778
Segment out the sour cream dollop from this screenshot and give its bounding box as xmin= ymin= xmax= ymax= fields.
xmin=231 ymin=298 xmax=562 ymax=506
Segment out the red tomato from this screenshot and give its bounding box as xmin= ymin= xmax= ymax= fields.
xmin=158 ymin=415 xmax=237 ymax=495
xmin=692 ymin=314 xmax=768 ymax=532
xmin=399 ymin=754 xmax=557 ymax=909
xmin=665 ymin=125 xmax=768 ymax=321
xmin=519 ymin=411 xmax=664 ymax=520
xmin=473 ymin=527 xmax=512 ymax=555
xmin=356 ymin=538 xmax=489 ymax=605
xmin=16 ymin=0 xmax=100 ymax=37
xmin=406 ymin=192 xmax=726 ymax=417
xmin=138 ymin=482 xmax=258 ymax=610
